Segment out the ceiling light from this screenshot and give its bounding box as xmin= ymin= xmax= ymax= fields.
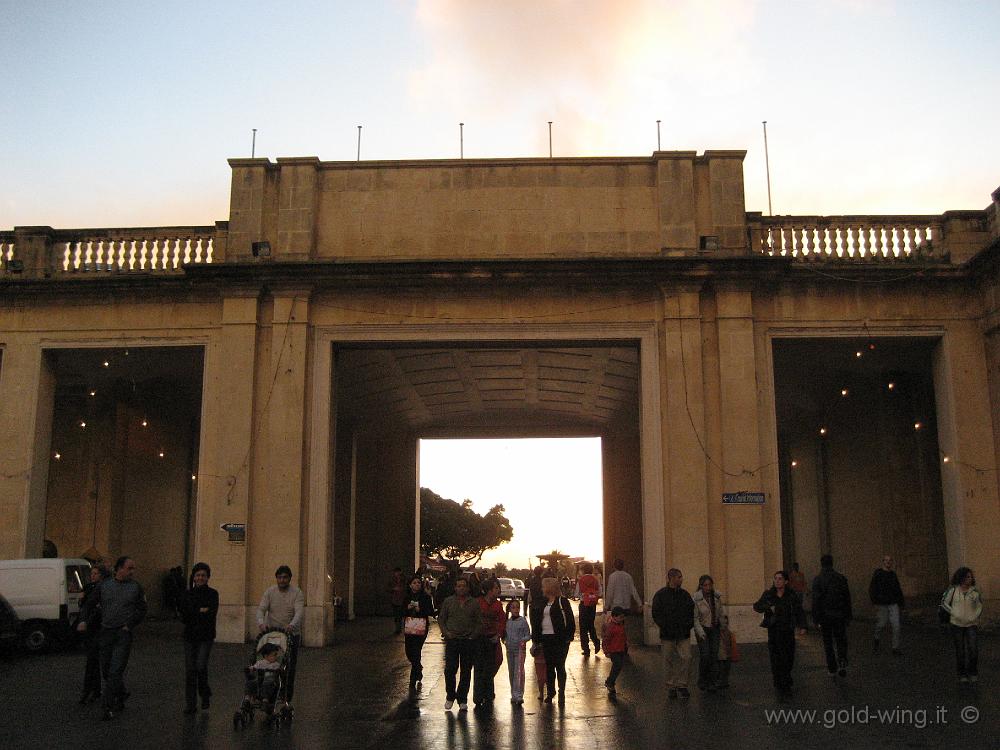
xmin=819 ymin=427 xmax=827 ymax=436
xmin=914 ymin=422 xmax=922 ymax=430
xmin=840 ymin=388 xmax=849 ymax=397
xmin=53 ymin=452 xmax=61 ymax=460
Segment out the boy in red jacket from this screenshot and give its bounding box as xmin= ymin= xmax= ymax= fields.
xmin=602 ymin=606 xmax=628 ymax=695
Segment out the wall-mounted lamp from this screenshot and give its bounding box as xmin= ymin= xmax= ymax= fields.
xmin=251 ymin=241 xmax=271 ymax=258
xmin=699 ymin=235 xmax=720 ymax=251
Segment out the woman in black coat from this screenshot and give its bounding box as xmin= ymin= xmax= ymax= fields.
xmin=402 ymin=574 xmax=435 ymax=690
xmin=180 ymin=562 xmax=219 ymax=714
xmin=754 ymin=570 xmax=806 ymax=696
xmin=529 ymin=577 xmax=576 ymax=704
xmin=77 ymin=564 xmax=110 ymax=703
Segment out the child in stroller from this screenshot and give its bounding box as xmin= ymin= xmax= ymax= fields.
xmin=233 ymin=630 xmax=294 ymax=729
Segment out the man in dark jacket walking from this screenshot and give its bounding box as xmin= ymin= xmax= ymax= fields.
xmin=651 ymin=568 xmax=695 ymax=698
xmin=869 ymin=555 xmax=904 ymax=655
xmin=812 ymin=554 xmax=852 ymax=677
xmin=81 ymin=556 xmax=148 ymax=720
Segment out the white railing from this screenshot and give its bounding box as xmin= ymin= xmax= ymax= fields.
xmin=52 ymin=228 xmax=215 ymax=274
xmin=749 ymin=216 xmax=944 ymax=261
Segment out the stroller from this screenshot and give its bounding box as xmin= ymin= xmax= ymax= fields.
xmin=233 ymin=629 xmax=295 ymax=729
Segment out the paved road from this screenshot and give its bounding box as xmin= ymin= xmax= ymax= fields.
xmin=0 ymin=618 xmax=994 ymax=749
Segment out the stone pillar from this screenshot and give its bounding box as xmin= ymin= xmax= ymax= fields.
xmin=659 ymin=283 xmax=711 ymax=581
xmin=304 ymin=336 xmax=335 ymax=644
xmin=714 ymin=283 xmax=772 ymax=639
xmin=702 ymin=151 xmax=748 ymax=255
xmin=12 ymin=227 xmax=54 ymax=278
xmin=251 ymin=290 xmax=313 ymax=634
xmin=601 ymin=428 xmax=643 ymax=597
xmin=0 ymin=338 xmax=54 ymax=558
xmin=276 ymin=157 xmax=320 ymax=261
xmin=352 ymin=431 xmax=418 ymax=617
xmin=932 ymin=324 xmax=1000 ymax=604
xmin=655 ymin=153 xmax=697 ymax=254
xmin=226 ymin=159 xmax=278 ymax=262
xmin=194 ymin=290 xmax=259 ymax=642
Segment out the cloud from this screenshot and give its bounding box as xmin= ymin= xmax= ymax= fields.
xmin=409 ymin=0 xmax=760 ymax=156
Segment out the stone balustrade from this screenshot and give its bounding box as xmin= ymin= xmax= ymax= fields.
xmin=747 ymin=215 xmax=945 ymax=262
xmin=53 ymin=227 xmax=216 ymax=274
xmin=0 ymin=225 xmax=227 ymax=278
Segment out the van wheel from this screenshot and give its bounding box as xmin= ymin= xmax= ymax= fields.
xmin=22 ymin=622 xmax=49 ymax=653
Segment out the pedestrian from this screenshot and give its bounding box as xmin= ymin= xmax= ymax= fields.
xmin=388 ymin=567 xmax=405 ymax=634
xmin=76 ymin=564 xmax=110 ymax=704
xmin=504 ymin=599 xmax=531 ymax=706
xmin=811 ymin=554 xmax=852 ymax=677
xmin=530 ymin=643 xmax=547 ymax=700
xmin=180 ymin=562 xmax=219 ymax=714
xmin=402 ymin=573 xmax=434 ymax=691
xmin=602 ymin=606 xmax=629 ymax=696
xmin=869 ymin=555 xmax=905 ymax=656
xmin=80 ymin=556 xmax=147 ymax=720
xmin=788 ymin=562 xmax=807 ymax=611
xmin=473 ymin=578 xmax=506 ymax=707
xmin=256 ymin=565 xmax=304 ymax=703
xmin=575 ymin=562 xmax=603 ymax=656
xmin=527 ymin=566 xmax=546 ymax=616
xmin=692 ymin=574 xmax=727 ymax=692
xmin=651 ymin=568 xmax=695 ymax=698
xmin=604 ymin=558 xmax=642 ymax=614
xmin=754 ymin=570 xmax=806 ymax=696
xmin=529 ymin=577 xmax=575 ymax=705
xmin=438 ymin=577 xmax=482 ymax=711
xmin=940 ymin=567 xmax=983 ymax=684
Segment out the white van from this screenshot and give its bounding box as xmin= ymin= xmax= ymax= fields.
xmin=0 ymin=558 xmax=92 ymax=652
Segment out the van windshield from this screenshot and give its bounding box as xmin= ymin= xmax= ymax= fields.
xmin=66 ymin=565 xmax=88 ymax=594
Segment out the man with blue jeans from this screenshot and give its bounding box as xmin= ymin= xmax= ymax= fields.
xmin=81 ymin=556 xmax=147 ymax=720
xmin=869 ymin=555 xmax=904 ymax=655
xmin=438 ymin=577 xmax=482 ymax=711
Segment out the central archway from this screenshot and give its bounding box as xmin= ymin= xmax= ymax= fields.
xmin=305 ymin=323 xmax=665 ymax=641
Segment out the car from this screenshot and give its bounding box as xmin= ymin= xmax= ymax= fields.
xmin=0 ymin=558 xmax=91 ymax=652
xmin=0 ymin=594 xmax=20 ymax=654
xmin=512 ymin=579 xmax=527 ymax=601
xmin=497 ymin=578 xmax=520 ymax=601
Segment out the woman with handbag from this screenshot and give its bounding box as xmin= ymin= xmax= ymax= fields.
xmin=403 ymin=574 xmax=434 ymax=691
xmin=753 ymin=570 xmax=806 ymax=696
xmin=529 ymin=577 xmax=576 ymax=705
xmin=940 ymin=567 xmax=983 ymax=684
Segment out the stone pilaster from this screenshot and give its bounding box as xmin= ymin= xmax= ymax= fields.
xmin=195 ymin=290 xmax=260 ymax=642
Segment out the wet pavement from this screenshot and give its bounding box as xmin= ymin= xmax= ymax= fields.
xmin=0 ymin=616 xmax=995 ymax=749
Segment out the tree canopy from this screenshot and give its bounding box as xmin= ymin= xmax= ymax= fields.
xmin=420 ymin=487 xmax=513 ymax=567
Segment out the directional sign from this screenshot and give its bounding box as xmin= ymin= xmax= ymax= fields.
xmin=722 ymin=492 xmax=765 ymax=505
xmin=220 ymin=522 xmax=246 ymax=543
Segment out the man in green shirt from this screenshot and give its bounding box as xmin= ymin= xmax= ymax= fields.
xmin=437 ymin=577 xmax=482 ymax=711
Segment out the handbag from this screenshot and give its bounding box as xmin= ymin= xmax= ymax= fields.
xmin=728 ymin=631 xmax=741 ymax=663
xmin=759 ymin=610 xmax=773 ymax=629
xmin=938 ymin=588 xmax=955 ymax=625
xmin=403 ymin=616 xmax=427 ymax=636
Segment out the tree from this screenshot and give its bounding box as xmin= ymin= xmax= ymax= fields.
xmin=420 ymin=487 xmax=514 ymax=567
xmin=493 ymin=562 xmax=509 ymax=575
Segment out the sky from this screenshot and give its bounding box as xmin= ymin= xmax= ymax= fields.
xmin=2 ymin=1 xmax=999 ymax=230
xmin=419 ymin=438 xmax=603 ymax=570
